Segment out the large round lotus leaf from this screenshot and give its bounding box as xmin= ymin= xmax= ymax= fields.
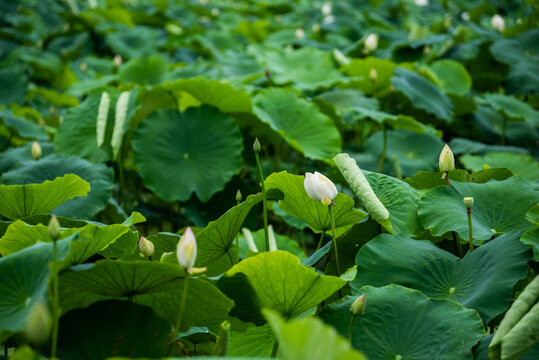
xmin=0 ymin=142 xmax=55 ymax=174
xmin=264 ymin=310 xmax=366 ymax=360
xmin=105 ymin=26 xmax=161 ymax=59
xmin=238 ymin=227 xmax=306 ymax=261
xmin=490 ymin=29 xmax=539 ymax=93
xmin=249 ymin=45 xmax=345 ymax=91
xmin=265 ymin=171 xmax=366 ymax=233
xmin=476 ymin=93 xmax=539 ymax=127
xmin=0 ymin=239 xmax=70 ymax=343
xmin=132 ymin=106 xmax=243 ymax=202
xmin=253 ymin=88 xmax=341 ymax=161
xmin=418 ymin=177 xmax=539 ymax=241
xmin=220 ymin=251 xmax=345 ymax=319
xmin=358 ymin=129 xmax=444 ymax=177
xmin=448 ymin=138 xmax=527 ymax=156
xmin=118 ymin=55 xmax=168 ymax=86
xmin=0 ymin=110 xmax=48 ymax=141
xmin=59 ymin=260 xmax=234 ymax=332
xmin=316 ymin=89 xmax=380 ymax=118
xmin=58 ymin=300 xmax=169 ymax=359
xmin=460 ymin=153 xmax=539 ymax=187
xmin=1 ymin=155 xmax=114 ymax=219
xmin=364 ymin=171 xmax=424 ymax=237
xmin=352 ymin=232 xmax=531 ymax=323
xmin=342 ymin=57 xmax=396 ymax=95
xmin=228 ymin=324 xmax=275 ymax=358
xmin=428 ymin=59 xmax=472 ymax=96
xmin=521 ymin=229 xmax=539 ymax=261
xmin=163 ymin=77 xmax=252 ymax=113
xmin=320 ymin=285 xmax=485 ymax=360
xmin=391 ymin=67 xmax=453 ymax=121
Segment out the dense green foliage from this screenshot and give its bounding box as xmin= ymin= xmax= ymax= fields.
xmin=0 ymin=0 xmax=538 ymax=359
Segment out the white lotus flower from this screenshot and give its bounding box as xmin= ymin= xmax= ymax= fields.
xmin=304 ymin=172 xmax=338 ymax=206
xmin=321 ymin=3 xmax=332 ymax=16
xmin=364 ymin=33 xmax=378 ymax=52
xmin=177 ymin=227 xmax=197 ymax=269
xmin=491 ymin=14 xmax=505 ymax=32
xmin=414 ymin=0 xmax=429 ymax=7
xmin=439 ymin=144 xmax=455 ymax=172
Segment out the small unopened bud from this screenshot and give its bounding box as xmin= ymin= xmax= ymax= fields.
xmin=312 ymin=23 xmax=321 ymax=32
xmin=438 ymin=144 xmax=455 ymax=173
xmin=25 ymin=300 xmax=52 ymax=345
xmin=236 ymin=189 xmax=242 ymax=203
xmin=211 ymin=7 xmax=220 ymax=16
xmin=31 ymin=141 xmax=42 ymax=160
xmin=177 ymin=227 xmax=197 ymax=269
xmin=139 ymin=236 xmax=155 ymax=258
xmin=463 ymin=197 xmax=474 ymax=209
xmin=364 ymin=34 xmax=378 ymax=52
xmin=212 ymin=321 xmax=231 ymax=356
xmin=350 ymin=294 xmax=366 ymax=315
xmin=414 ymin=0 xmax=429 ymax=6
xmin=79 ymin=62 xmax=87 ymax=72
xmin=369 ymin=68 xmax=378 ymax=82
xmin=253 ymin=138 xmax=261 ymax=153
xmin=48 ymin=215 xmax=61 ymax=241
xmin=113 ymin=54 xmax=123 ymax=67
xmin=491 ymin=14 xmax=505 ymax=32
xmin=295 ymin=28 xmax=305 ymax=40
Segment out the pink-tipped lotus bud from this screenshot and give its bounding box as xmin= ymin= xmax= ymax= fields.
xmin=350 ymin=294 xmax=366 ymax=315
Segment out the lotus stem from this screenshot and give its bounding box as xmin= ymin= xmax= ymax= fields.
xmin=467 ymin=208 xmax=474 ymax=252
xmin=168 ymin=277 xmax=189 ymax=355
xmin=271 ymin=339 xmax=279 ymax=358
xmin=348 ymin=314 xmax=355 ymax=344
xmin=254 ymin=140 xmax=269 ymax=252
xmin=452 ymin=231 xmax=463 ymax=258
xmin=315 ymin=231 xmax=325 ymax=251
xmin=328 ymin=205 xmax=342 ymax=298
xmin=51 ymin=240 xmax=59 ymax=360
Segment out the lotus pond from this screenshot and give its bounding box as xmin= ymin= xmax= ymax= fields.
xmin=0 ymin=0 xmax=538 ymax=359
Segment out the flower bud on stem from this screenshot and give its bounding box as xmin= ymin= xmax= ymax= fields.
xmin=253 ymin=138 xmax=269 ymax=252
xmin=235 ymin=190 xmax=242 ymax=264
xmin=464 ymin=197 xmax=474 ymax=252
xmin=328 ymin=205 xmax=342 ymax=298
xmin=48 ymin=214 xmax=61 ymax=359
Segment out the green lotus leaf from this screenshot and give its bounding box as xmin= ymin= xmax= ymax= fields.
xmin=132 ymin=106 xmax=243 ymax=202
xmin=228 ymin=324 xmax=275 ymax=358
xmin=341 ymin=57 xmax=396 ymax=95
xmin=0 ymin=65 xmax=28 ymax=105
xmin=0 ymin=239 xmax=71 ymax=343
xmin=490 ymin=28 xmax=539 ymax=93
xmin=521 ymin=229 xmax=539 ymax=262
xmin=404 ymin=169 xmax=513 ymax=190
xmin=163 ymin=77 xmax=252 ymax=113
xmin=1 ymin=155 xmax=114 ymax=219
xmin=391 ymin=67 xmax=453 ymax=121
xmin=320 ymin=285 xmax=484 ymax=360
xmin=119 ymin=55 xmax=168 ymax=86
xmin=29 ymin=87 xmax=79 ymax=107
xmin=66 ymin=75 xmax=118 ymax=98
xmin=265 ymin=171 xmax=366 ymax=233
xmin=0 ymin=174 xmax=89 ymax=221
xmin=460 ymin=153 xmax=539 ymax=188
xmin=105 ymin=26 xmax=161 ymax=59
xmin=354 ymin=107 xmax=435 ymax=134
xmin=476 ymin=93 xmax=539 ymax=127
xmin=249 ymin=45 xmax=346 ymax=91
xmin=428 ymin=59 xmax=472 ymax=96
xmin=489 ymin=275 xmax=539 ymax=360
xmin=364 ymin=171 xmax=424 ymax=237
xmin=474 ymin=334 xmax=539 ymax=360
xmin=316 ymin=89 xmax=380 ymax=117
xmin=448 ymin=138 xmax=527 ymax=156
xmin=418 ymin=177 xmax=539 ymax=241
xmin=0 ymin=142 xmax=55 ymax=174
xmin=58 ymin=300 xmax=170 ymax=359
xmin=264 ymin=309 xmax=366 ymax=360
xmin=357 ymin=129 xmax=445 ymax=177
xmin=0 ymin=110 xmax=48 ymax=141
xmin=59 ymin=260 xmax=233 ymax=332
xmin=352 ymin=232 xmax=531 ymax=322
xmin=238 ymin=227 xmax=306 ymax=261
xmin=253 ymin=88 xmax=341 ymax=161
xmin=220 ymin=251 xmax=346 ymax=319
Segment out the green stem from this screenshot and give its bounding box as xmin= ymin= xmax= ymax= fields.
xmin=271 ymin=339 xmax=279 ymax=358
xmin=236 ymin=199 xmax=241 ymax=264
xmin=299 ymin=228 xmax=306 ymax=253
xmin=254 ymin=152 xmax=269 ymax=252
xmin=51 ymin=240 xmax=59 ymax=360
xmin=452 ymin=231 xmax=463 ymax=258
xmin=315 ymin=231 xmax=325 ymax=251
xmin=168 ymin=277 xmax=189 ymax=355
xmin=377 ymin=125 xmax=387 ymax=173
xmin=329 ymin=206 xmax=342 ymax=298
xmin=467 ymin=209 xmax=474 ymax=252
xmin=348 ymin=314 xmax=355 ymax=344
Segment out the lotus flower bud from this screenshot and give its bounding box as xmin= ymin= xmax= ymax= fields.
xmin=369 ymin=68 xmax=378 ymax=82
xmin=139 ymin=236 xmax=155 ymax=258
xmin=414 ymin=0 xmax=429 ymax=6
xmin=253 ymin=138 xmax=261 ymax=153
xmin=463 ymin=197 xmax=474 ymax=209
xmin=304 ymin=171 xmax=338 ymax=206
xmin=48 ymin=214 xmax=61 ymax=241
xmin=350 ymin=294 xmax=366 ymax=315
xmin=321 ymin=2 xmax=332 ymax=16
xmin=177 ymin=227 xmax=197 ymax=269
xmin=491 ymin=14 xmax=505 ymax=32
xmin=212 ymin=321 xmax=231 ymax=356
xmin=295 ymin=28 xmax=305 ymax=40
xmin=438 ymin=144 xmax=455 ymax=173
xmin=364 ymin=34 xmax=378 ymax=52
xmin=31 ymin=141 xmax=42 ymax=160
xmin=113 ymin=54 xmax=123 ymax=67
xmin=236 ymin=189 xmax=242 ymax=203
xmin=25 ymin=300 xmax=52 ymax=345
